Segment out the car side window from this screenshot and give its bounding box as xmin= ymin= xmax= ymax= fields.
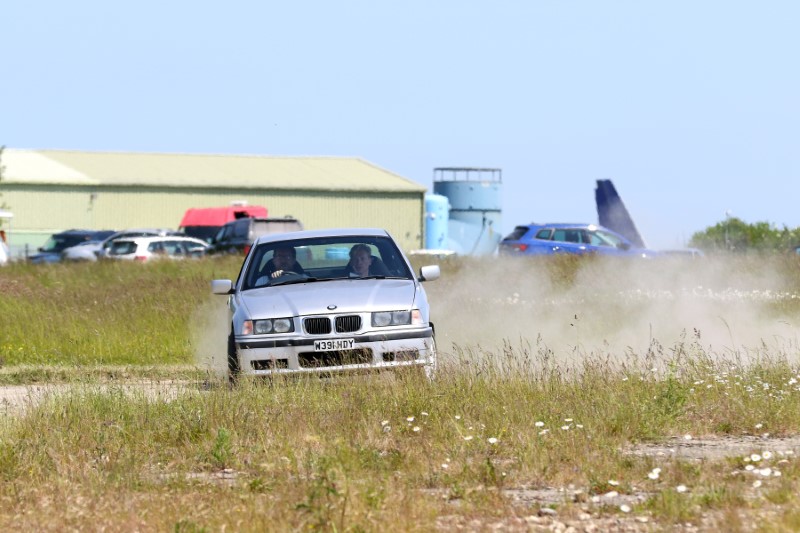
xmin=552 ymin=229 xmax=582 ymax=243
xmin=233 ymin=220 xmax=250 ymax=239
xmin=148 ymin=242 xmax=165 ymax=254
xmin=164 ymin=241 xmax=182 ymax=255
xmin=535 ymin=229 xmax=552 ymax=240
xmin=213 ymin=226 xmax=228 ymax=243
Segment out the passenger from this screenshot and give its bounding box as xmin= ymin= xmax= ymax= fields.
xmin=255 ymin=245 xmax=305 ymax=285
xmin=346 ymin=243 xmax=390 ymax=278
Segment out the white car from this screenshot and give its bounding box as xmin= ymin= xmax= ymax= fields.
xmin=211 ymin=228 xmax=440 ymax=381
xmin=107 ymin=236 xmax=209 ymax=262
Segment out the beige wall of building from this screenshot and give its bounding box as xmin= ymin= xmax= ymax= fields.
xmin=2 ymin=185 xmax=424 ymax=252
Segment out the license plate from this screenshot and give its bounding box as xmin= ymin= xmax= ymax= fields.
xmin=314 ymin=338 xmax=355 ymax=351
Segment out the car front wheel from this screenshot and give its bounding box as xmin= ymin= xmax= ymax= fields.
xmin=227 ymin=329 xmax=240 ymax=384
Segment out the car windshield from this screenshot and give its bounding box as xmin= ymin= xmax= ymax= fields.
xmin=241 ymin=235 xmax=413 ymax=290
xmin=40 ymin=234 xmax=88 ymax=252
xmin=109 ymin=241 xmax=137 ymax=255
xmin=589 ymin=230 xmax=627 ymax=247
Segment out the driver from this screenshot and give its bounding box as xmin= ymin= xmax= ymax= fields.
xmin=255 ymin=245 xmax=305 ymax=285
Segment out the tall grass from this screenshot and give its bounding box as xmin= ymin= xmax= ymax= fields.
xmin=0 ymin=257 xmax=241 ymax=368
xmin=1 ymin=351 xmax=800 ymax=530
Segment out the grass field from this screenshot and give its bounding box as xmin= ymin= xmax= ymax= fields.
xmin=1 ymin=255 xmax=800 ymax=531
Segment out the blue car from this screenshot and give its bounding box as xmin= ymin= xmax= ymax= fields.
xmin=498 ymin=223 xmax=659 ymax=258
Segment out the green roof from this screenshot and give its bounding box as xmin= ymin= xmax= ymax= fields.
xmin=2 ymin=149 xmax=426 ymax=193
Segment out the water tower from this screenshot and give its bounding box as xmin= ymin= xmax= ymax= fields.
xmin=432 ymin=167 xmax=502 ymax=255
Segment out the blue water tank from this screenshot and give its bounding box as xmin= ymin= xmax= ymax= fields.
xmin=424 ymin=194 xmax=450 ymax=249
xmin=433 ymin=168 xmax=502 ymax=255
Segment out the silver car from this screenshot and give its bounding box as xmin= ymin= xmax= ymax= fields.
xmin=211 ymin=228 xmax=440 ymax=380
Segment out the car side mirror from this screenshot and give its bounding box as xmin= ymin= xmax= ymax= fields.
xmin=211 ymin=279 xmax=233 ymax=294
xmin=418 ymin=265 xmax=440 ymax=282
xmin=619 ymin=242 xmax=631 ymax=250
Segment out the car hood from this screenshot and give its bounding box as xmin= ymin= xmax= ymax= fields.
xmin=239 ymin=278 xmax=418 ymax=317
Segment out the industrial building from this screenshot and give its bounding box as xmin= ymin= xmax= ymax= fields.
xmin=0 ymin=149 xmax=427 ymax=254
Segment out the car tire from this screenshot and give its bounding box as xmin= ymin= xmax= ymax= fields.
xmin=424 ymin=335 xmax=438 ymax=381
xmin=227 ymin=328 xmax=240 ymax=385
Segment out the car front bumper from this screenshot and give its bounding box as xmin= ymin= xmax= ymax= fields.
xmin=235 ymin=327 xmax=435 ymax=376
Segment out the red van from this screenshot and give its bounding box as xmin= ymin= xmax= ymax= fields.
xmin=179 ymin=204 xmax=267 ymax=242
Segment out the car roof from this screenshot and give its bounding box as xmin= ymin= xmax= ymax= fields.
xmin=521 ymin=223 xmax=604 ymax=229
xmin=224 ymin=217 xmax=301 ymax=224
xmin=253 ymin=227 xmax=390 ymax=245
xmin=55 ymin=229 xmax=115 ymax=237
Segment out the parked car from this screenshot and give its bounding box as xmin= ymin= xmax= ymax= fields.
xmin=62 ymin=228 xmax=185 ymax=261
xmin=29 ymin=229 xmax=116 ymax=264
xmin=211 ymin=228 xmax=440 ymax=381
xmin=498 ymin=223 xmax=660 ymax=258
xmin=107 ymin=235 xmax=209 ymax=262
xmin=209 ymin=216 xmax=304 ymax=255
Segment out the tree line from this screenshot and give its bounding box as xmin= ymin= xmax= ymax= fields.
xmin=689 ymin=217 xmax=800 ymax=253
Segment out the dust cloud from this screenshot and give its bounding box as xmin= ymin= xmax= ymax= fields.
xmin=426 ymin=256 xmax=800 ymax=366
xmin=189 ymin=256 xmax=800 ymax=374
xmin=190 ymin=298 xmax=230 ymax=379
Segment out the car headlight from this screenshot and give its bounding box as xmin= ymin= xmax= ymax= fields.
xmin=273 ymin=318 xmax=293 ymax=333
xmin=244 ymin=318 xmax=295 ymax=335
xmin=371 ymin=309 xmax=421 ymax=327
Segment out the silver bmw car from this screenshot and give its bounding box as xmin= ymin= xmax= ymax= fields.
xmin=211 ymin=228 xmax=440 ymax=380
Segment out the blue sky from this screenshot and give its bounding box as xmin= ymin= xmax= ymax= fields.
xmin=3 ymin=1 xmax=799 ymax=249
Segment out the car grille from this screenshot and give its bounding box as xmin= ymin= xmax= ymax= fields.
xmin=304 ymin=315 xmax=362 ymax=334
xmin=304 ymin=317 xmax=331 ymax=335
xmin=335 ymin=315 xmax=361 ymax=333
xmin=298 ymin=349 xmax=373 ymax=368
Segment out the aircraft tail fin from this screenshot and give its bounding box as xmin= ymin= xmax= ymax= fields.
xmin=595 ymin=179 xmax=646 ymax=248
